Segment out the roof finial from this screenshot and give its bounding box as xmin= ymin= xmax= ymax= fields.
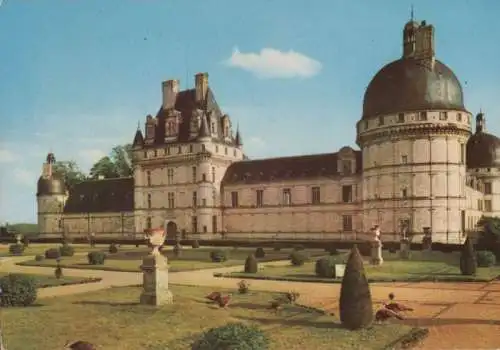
xmin=410 ymin=4 xmax=414 ymax=21
xmin=137 ymin=121 xmax=141 ymax=130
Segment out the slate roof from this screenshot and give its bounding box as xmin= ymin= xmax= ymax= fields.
xmin=63 ymin=177 xmax=134 ymax=213
xmin=221 ymin=151 xmax=362 ymax=185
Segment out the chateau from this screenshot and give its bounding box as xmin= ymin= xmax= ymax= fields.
xmin=37 ymin=18 xmax=500 ymax=244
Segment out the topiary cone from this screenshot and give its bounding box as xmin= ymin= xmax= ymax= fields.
xmin=339 ymin=245 xmax=374 ymax=330
xmin=460 ymin=237 xmax=477 ymax=276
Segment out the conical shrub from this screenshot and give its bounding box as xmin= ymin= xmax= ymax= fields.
xmin=339 ymin=245 xmax=373 ymax=330
xmin=244 ymin=254 xmax=258 ymax=273
xmin=460 ymin=237 xmax=477 ymax=276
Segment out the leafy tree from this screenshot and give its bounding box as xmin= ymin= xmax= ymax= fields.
xmin=89 ymin=144 xmax=133 ymax=179
xmin=339 ymin=245 xmax=374 ymax=330
xmin=89 ymin=156 xmax=119 ymax=179
xmin=460 ymin=237 xmax=477 ymax=276
xmin=52 ymin=161 xmax=86 ymax=189
xmin=477 ymin=216 xmax=500 ymax=246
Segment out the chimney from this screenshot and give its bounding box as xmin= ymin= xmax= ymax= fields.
xmin=195 ymin=72 xmax=208 ymax=104
xmin=162 ymin=79 xmax=179 ymax=110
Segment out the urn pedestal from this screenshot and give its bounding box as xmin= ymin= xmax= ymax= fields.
xmin=370 ymin=239 xmax=383 ymax=265
xmin=399 ymin=239 xmax=411 ymax=260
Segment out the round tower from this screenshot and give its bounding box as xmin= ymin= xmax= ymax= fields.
xmin=356 ymin=19 xmax=472 ymax=244
xmin=36 ymin=153 xmax=67 ymax=236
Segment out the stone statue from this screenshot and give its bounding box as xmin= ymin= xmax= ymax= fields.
xmin=370 ymin=225 xmax=383 ymax=265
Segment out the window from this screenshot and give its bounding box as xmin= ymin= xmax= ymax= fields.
xmin=189 ymin=144 xmax=193 ymax=153
xmin=166 ymin=121 xmax=176 ymax=135
xmin=401 ymin=188 xmax=408 ymax=198
xmin=212 ymin=167 xmax=216 ymax=182
xmin=478 ymin=199 xmax=483 ymax=211
xmin=146 ymin=171 xmax=151 ymax=186
xmin=457 ymin=113 xmax=462 ymax=122
xmin=215 ymin=145 xmax=219 ymax=153
xmin=203 ymin=225 xmax=207 ymax=233
xmin=212 ymin=215 xmax=217 ymax=233
xmin=439 ymin=111 xmax=448 ymax=120
xmin=401 ymin=155 xmax=408 ymax=164
xmin=143 ymin=151 xmax=147 ymax=158
xmin=311 ymin=186 xmax=321 ymax=204
xmin=191 ymin=216 xmax=198 ymax=233
xmin=282 ymin=188 xmax=291 ymax=206
xmin=192 ymin=191 xmax=197 ymax=207
xmin=397 ymin=113 xmax=405 ymax=123
xmin=202 ymin=173 xmax=206 ymax=182
xmin=233 ymin=149 xmax=237 ymax=157
xmin=256 ymin=190 xmax=264 ymax=207
xmin=177 ymin=146 xmax=181 ymax=154
xmin=167 ymin=168 xmax=174 ymax=184
xmin=154 ymin=149 xmax=158 ymax=157
xmin=212 ymin=189 xmax=217 ymax=206
xmin=342 ymin=215 xmax=353 ymax=232
xmin=167 ymin=192 xmax=175 ymax=209
xmin=485 ymin=200 xmax=493 ymax=212
xmin=202 ymin=198 xmax=207 ymax=207
xmin=147 ymin=194 xmax=152 ymax=208
xmin=166 ymin=147 xmax=171 ymax=155
xmin=460 ymin=144 xmax=465 ymax=164
xmin=201 ymin=144 xmax=206 ymax=152
xmin=211 ymin=122 xmax=215 ymax=133
xmin=342 ymin=185 xmax=353 ymax=203
xmin=418 ymin=111 xmax=428 ymax=121
xmin=192 ymin=166 xmax=197 ymax=183
xmin=378 ymin=116 xmax=384 ymax=126
xmin=146 ymin=217 xmax=152 ymax=230
xmin=225 ymin=147 xmax=228 ymax=155
xmin=342 ymin=160 xmax=352 ymax=175
xmin=484 ymin=182 xmax=492 ymax=195
xmin=231 ymin=191 xmax=239 ymax=208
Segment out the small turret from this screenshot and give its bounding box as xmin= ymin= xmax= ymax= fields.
xmin=235 ymin=125 xmax=243 ymax=148
xmin=476 ymin=111 xmax=486 ymax=133
xmin=132 ymin=123 xmax=145 ymax=149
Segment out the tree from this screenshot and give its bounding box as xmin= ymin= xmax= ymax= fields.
xmin=89 ymin=156 xmax=119 ymax=179
xmin=89 ymin=144 xmax=133 ymax=180
xmin=52 ymin=161 xmax=86 ymax=189
xmin=339 ymin=245 xmax=374 ymax=330
xmin=460 ymin=237 xmax=477 ymax=276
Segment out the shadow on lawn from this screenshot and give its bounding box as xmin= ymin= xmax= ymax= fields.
xmin=405 ymin=317 xmax=500 ymax=327
xmin=72 ymin=300 xmax=139 ymax=307
xmin=233 ymin=314 xmax=343 ymax=329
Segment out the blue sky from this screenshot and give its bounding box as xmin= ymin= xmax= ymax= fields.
xmin=0 ymin=0 xmax=499 ymax=224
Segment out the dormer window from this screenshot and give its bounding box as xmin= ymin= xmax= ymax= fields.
xmin=166 ymin=120 xmax=177 ymax=136
xmin=342 ymin=160 xmax=352 ymax=175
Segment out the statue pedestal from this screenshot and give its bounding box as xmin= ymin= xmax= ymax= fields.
xmin=370 ymin=240 xmax=383 ymax=265
xmin=140 ymin=254 xmax=173 ymax=306
xmin=399 ymin=239 xmax=411 ymax=260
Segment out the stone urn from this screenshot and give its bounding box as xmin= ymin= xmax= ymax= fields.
xmin=145 ymin=227 xmax=166 ymax=256
xmin=15 ymin=234 xmax=22 ymax=245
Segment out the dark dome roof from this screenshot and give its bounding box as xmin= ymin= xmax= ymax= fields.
xmin=362 ymin=58 xmax=466 ymax=118
xmin=466 ymin=131 xmax=500 ymax=169
xmin=37 ymin=176 xmax=66 ymax=196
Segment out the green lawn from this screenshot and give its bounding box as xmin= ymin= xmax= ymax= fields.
xmin=0 ymin=243 xmax=137 ymax=257
xmin=224 ymin=250 xmax=500 ymax=283
xmin=0 ymin=273 xmax=101 ymax=288
xmin=18 ymin=247 xmax=327 ymax=272
xmin=0 ymin=284 xmax=425 ymax=350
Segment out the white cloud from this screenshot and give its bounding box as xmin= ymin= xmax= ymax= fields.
xmin=0 ymin=149 xmax=16 ymax=163
xmin=13 ymin=168 xmax=35 ymax=188
xmin=78 ymin=149 xmax=107 ymax=164
xmin=225 ymin=47 xmax=322 ymax=79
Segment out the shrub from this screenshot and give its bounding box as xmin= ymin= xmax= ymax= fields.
xmin=237 ymin=280 xmax=250 ymax=294
xmin=315 ymin=257 xmax=335 ymax=278
xmin=109 ymin=243 xmax=118 ymax=254
xmin=388 ymin=247 xmax=397 ymax=254
xmin=55 ymin=266 xmax=63 ymax=279
xmin=22 ymin=236 xmax=29 ymax=247
xmin=35 ymin=254 xmax=44 ymax=262
xmin=460 ymin=237 xmax=477 ymax=276
xmin=87 ymin=251 xmax=106 ymax=265
xmin=45 ymin=248 xmax=61 ymax=260
xmin=192 ymin=240 xmax=200 ymax=249
xmin=339 ymin=245 xmax=374 ymax=330
xmin=0 ymin=273 xmax=37 ymax=307
xmin=8 ymin=244 xmax=24 ymax=256
xmin=59 ymin=243 xmax=75 ymax=257
xmin=244 ymin=254 xmax=258 ymax=273
xmin=476 ymin=250 xmax=496 ymax=267
xmin=293 ymin=244 xmax=304 ymax=251
xmin=255 ymin=247 xmax=266 ymax=258
xmin=290 ymin=251 xmax=308 ymax=266
xmin=327 ymin=247 xmax=340 ymax=255
xmin=173 ymin=243 xmax=182 ymax=257
xmin=192 ymin=322 xmax=269 ymax=350
xmin=357 ymin=243 xmax=371 ymax=257
xmin=210 ymin=249 xmax=228 ymax=262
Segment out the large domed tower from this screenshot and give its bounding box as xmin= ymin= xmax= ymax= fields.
xmin=36 ymin=153 xmax=67 ymax=235
xmin=356 ymin=19 xmax=472 ymax=244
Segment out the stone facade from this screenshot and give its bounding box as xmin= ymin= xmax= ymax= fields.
xmin=37 ymin=18 xmax=500 ymax=244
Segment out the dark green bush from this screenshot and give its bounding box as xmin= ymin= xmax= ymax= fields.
xmin=315 ymin=257 xmax=335 ymax=278
xmin=327 ymin=247 xmax=340 ymax=255
xmin=22 ymin=236 xmax=29 ymax=247
xmin=244 ymin=254 xmax=258 ymax=273
xmin=35 ymin=254 xmax=44 ymax=262
xmin=255 ymin=247 xmax=266 ymax=258
xmin=210 ymin=249 xmax=228 ymax=262
xmin=290 ymin=251 xmax=308 ymax=266
xmin=109 ymin=243 xmax=118 ymax=254
xmin=8 ymin=244 xmax=24 ymax=256
xmin=87 ymin=251 xmax=106 ymax=265
xmin=460 ymin=237 xmax=477 ymax=276
xmin=339 ymin=245 xmax=373 ymax=330
xmin=59 ymin=243 xmax=75 ymax=257
xmin=0 ymin=273 xmax=37 ymax=307
xmin=192 ymin=240 xmax=200 ymax=249
xmin=293 ymin=244 xmax=305 ymax=251
xmin=45 ymin=248 xmax=61 ymax=259
xmin=476 ymin=250 xmax=496 ymax=267
xmin=55 ymin=266 xmax=63 ymax=279
xmin=192 ymin=322 xmax=269 ymax=350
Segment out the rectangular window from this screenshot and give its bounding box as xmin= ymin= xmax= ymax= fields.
xmin=215 ymin=145 xmax=219 ymax=153
xmin=212 ymin=215 xmax=217 ymax=233
xmin=378 ymin=116 xmax=384 ymax=126
xmin=460 ymin=144 xmax=465 ymax=164
xmin=397 ymin=113 xmax=405 ymax=123
xmin=419 ymin=111 xmax=428 ymax=121
xmin=485 ymin=200 xmax=493 ymax=212
xmin=166 ymin=147 xmax=171 ymax=155
xmin=192 ymin=191 xmax=197 ymax=207
xmin=147 ymin=194 xmax=152 ymax=208
xmin=212 ymin=167 xmax=216 ymax=182
xmin=256 ymin=189 xmax=264 ymax=207
xmin=401 ymin=188 xmax=408 ymax=198
xmin=211 ymin=122 xmax=215 ymax=133
xmin=484 ymin=182 xmax=492 ymax=195
xmin=282 ymin=188 xmax=291 ymax=206
xmin=342 ymin=215 xmax=353 ymax=232
xmin=192 ymin=166 xmax=197 ymax=183
xmin=167 ymin=168 xmax=174 ymax=184
xmin=191 ymin=216 xmax=197 ymax=233
xmin=342 ymin=185 xmax=353 ymax=203
xmin=146 ymin=171 xmax=151 ymax=186
xmin=311 ymin=186 xmax=321 ymax=204
xmin=189 ymin=144 xmax=193 ymax=153
xmin=478 ymin=199 xmax=483 ymax=211
xmin=167 ymin=192 xmax=175 ymax=209
xmin=439 ymin=111 xmax=448 ymax=120
xmin=225 ymin=147 xmax=228 ymax=155
xmin=202 ymin=198 xmax=207 ymax=207
xmin=201 ymin=144 xmax=206 ymax=152
xmin=146 ymin=217 xmax=152 ymax=230
xmin=401 ymin=155 xmax=408 ymax=164
xmin=342 ymin=160 xmax=352 ymax=175
xmin=202 ymin=173 xmax=206 ymax=182
xmin=457 ymin=113 xmax=463 ymax=122
xmin=231 ymin=191 xmax=239 ymax=208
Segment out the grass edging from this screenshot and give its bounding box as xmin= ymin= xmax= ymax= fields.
xmin=383 ymin=327 xmax=429 ymax=349
xmin=38 ymin=277 xmax=102 ymax=288
xmin=214 ymin=272 xmax=498 ymax=283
